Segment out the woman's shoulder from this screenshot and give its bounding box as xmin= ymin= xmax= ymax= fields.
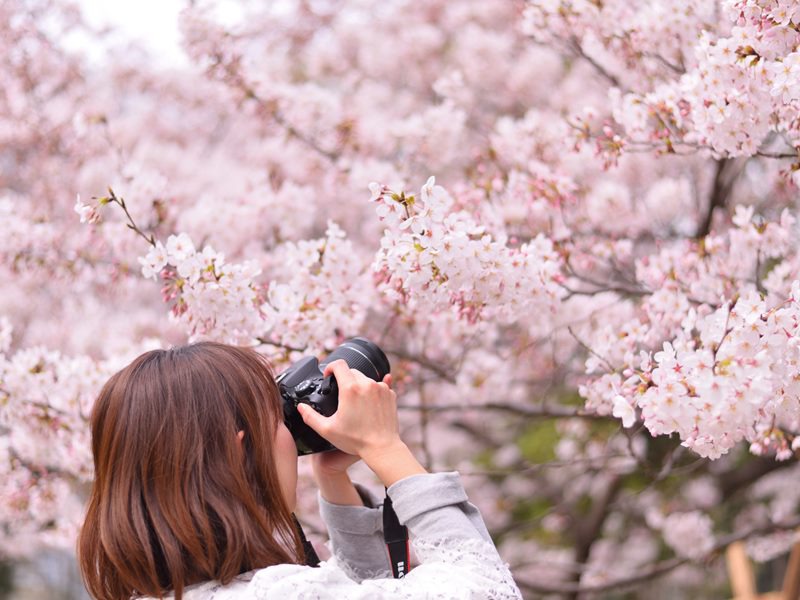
xmin=246 ymin=560 xmax=364 ymax=598
xmin=139 ymin=562 xmax=350 ymax=600
xmin=134 ymin=566 xmax=292 ymax=600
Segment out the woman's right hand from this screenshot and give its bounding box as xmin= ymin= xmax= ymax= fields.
xmin=297 ymin=360 xmax=426 ymax=486
xmin=297 ymin=360 xmax=400 ymax=458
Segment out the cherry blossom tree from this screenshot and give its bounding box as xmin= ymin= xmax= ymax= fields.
xmin=3 ymin=0 xmax=800 ymax=596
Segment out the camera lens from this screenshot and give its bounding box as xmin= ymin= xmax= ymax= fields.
xmin=321 ymin=337 xmax=390 ymax=381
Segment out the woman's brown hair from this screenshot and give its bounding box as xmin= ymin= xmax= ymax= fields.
xmin=78 ymin=342 xmax=304 ymax=599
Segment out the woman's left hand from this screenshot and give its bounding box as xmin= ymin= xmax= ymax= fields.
xmin=310 ymin=449 xmax=360 ymax=478
xmin=310 ymin=450 xmax=364 ymax=506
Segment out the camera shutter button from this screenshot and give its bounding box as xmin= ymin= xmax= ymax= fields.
xmin=319 ymin=376 xmax=336 ymax=395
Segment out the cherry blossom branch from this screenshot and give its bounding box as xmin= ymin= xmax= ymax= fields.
xmin=757 ymin=150 xmax=799 ymax=159
xmin=711 ymin=305 xmax=734 ymax=375
xmin=579 ymin=131 xmax=797 ymax=165
xmin=457 ymin=454 xmax=632 ymax=477
xmin=417 ymin=382 xmax=434 ymax=470
xmin=562 ymin=255 xmax=649 ymax=299
xmin=559 ymin=282 xmax=649 ymax=299
xmin=696 ymin=158 xmax=730 ymax=238
xmin=516 ymin=515 xmax=800 ymax=596
xmin=566 ymin=35 xmax=624 ymax=90
xmin=567 ymin=326 xmax=616 ymax=372
xmin=695 ymin=158 xmax=747 ymax=238
xmin=207 ymin=48 xmax=342 ymax=164
xmin=641 ymin=50 xmax=685 ymax=75
xmin=8 ymin=447 xmax=81 ymax=485
xmin=382 ymin=347 xmax=458 ymax=383
xmin=568 ymin=474 xmax=623 ymax=599
xmin=399 ymin=401 xmax=614 ymax=420
xmin=270 ymin=108 xmax=340 ymax=163
xmin=255 ymin=337 xmax=314 ymax=354
xmin=717 ymin=455 xmax=797 ymax=500
xmin=96 ymin=188 xmax=156 ymax=247
xmin=25 ymin=398 xmax=82 ymax=422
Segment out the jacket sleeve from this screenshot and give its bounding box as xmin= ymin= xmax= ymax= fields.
xmin=317 ymin=483 xmax=392 ymax=581
xmin=249 ymin=472 xmax=522 ymax=599
xmin=387 ymin=471 xmax=493 ymax=544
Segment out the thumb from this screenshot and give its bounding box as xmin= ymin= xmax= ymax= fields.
xmin=297 ymin=403 xmax=327 ymax=434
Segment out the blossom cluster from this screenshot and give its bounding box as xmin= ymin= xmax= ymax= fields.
xmin=139 ymin=233 xmax=264 ymax=344
xmin=135 ymin=221 xmax=375 ymax=353
xmin=0 ymin=321 xmax=122 ymax=555
xmin=582 ymin=207 xmax=800 ymax=458
xmin=655 ymin=511 xmax=716 ymax=560
xmin=526 ymin=0 xmax=800 ymax=170
xmin=617 ymin=0 xmax=800 ymax=159
xmin=371 ymin=177 xmax=564 ymax=324
xmin=260 ymin=221 xmax=374 ymax=352
xmin=636 ymin=283 xmax=800 ymax=459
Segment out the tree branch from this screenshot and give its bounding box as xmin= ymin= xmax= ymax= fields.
xmin=515 ymin=515 xmax=800 ymax=596
xmin=382 ymin=347 xmax=457 ymax=383
xmin=399 ymin=402 xmax=614 ymax=420
xmin=757 ymin=150 xmax=798 ymax=159
xmin=208 ymin=47 xmax=343 ymax=164
xmin=100 ymin=188 xmax=157 ymax=247
xmin=567 ymin=36 xmax=623 ymax=89
xmin=717 ymin=455 xmax=797 ymax=500
xmin=271 ymin=109 xmax=340 ymax=162
xmin=696 ymin=158 xmax=741 ymax=238
xmin=568 ymin=474 xmax=623 ymax=599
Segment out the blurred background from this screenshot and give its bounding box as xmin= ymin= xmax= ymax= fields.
xmin=3 ymin=0 xmax=800 ymax=598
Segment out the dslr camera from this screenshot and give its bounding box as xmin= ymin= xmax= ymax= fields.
xmin=277 ymin=337 xmax=391 ymax=455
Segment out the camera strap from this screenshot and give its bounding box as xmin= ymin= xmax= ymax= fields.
xmin=293 ymin=500 xmax=408 ymax=578
xmin=382 ymin=491 xmax=409 ymax=578
xmin=292 ymin=514 xmax=320 ymax=568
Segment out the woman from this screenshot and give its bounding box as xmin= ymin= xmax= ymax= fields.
xmin=78 ymin=342 xmax=521 ymax=599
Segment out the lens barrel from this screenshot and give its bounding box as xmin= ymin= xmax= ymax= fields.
xmin=321 ymin=337 xmax=390 ymax=382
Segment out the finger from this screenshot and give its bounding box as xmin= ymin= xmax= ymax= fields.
xmin=350 ymin=369 xmax=373 ymax=383
xmin=382 ymin=373 xmax=393 ymax=387
xmin=297 ymin=403 xmax=328 ymax=434
xmin=322 ymin=359 xmax=356 ymax=386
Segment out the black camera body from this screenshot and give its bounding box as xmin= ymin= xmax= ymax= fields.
xmin=278 ymin=337 xmax=390 ymax=455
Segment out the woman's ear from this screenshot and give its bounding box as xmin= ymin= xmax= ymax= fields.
xmin=237 ymin=430 xmax=245 ymax=444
